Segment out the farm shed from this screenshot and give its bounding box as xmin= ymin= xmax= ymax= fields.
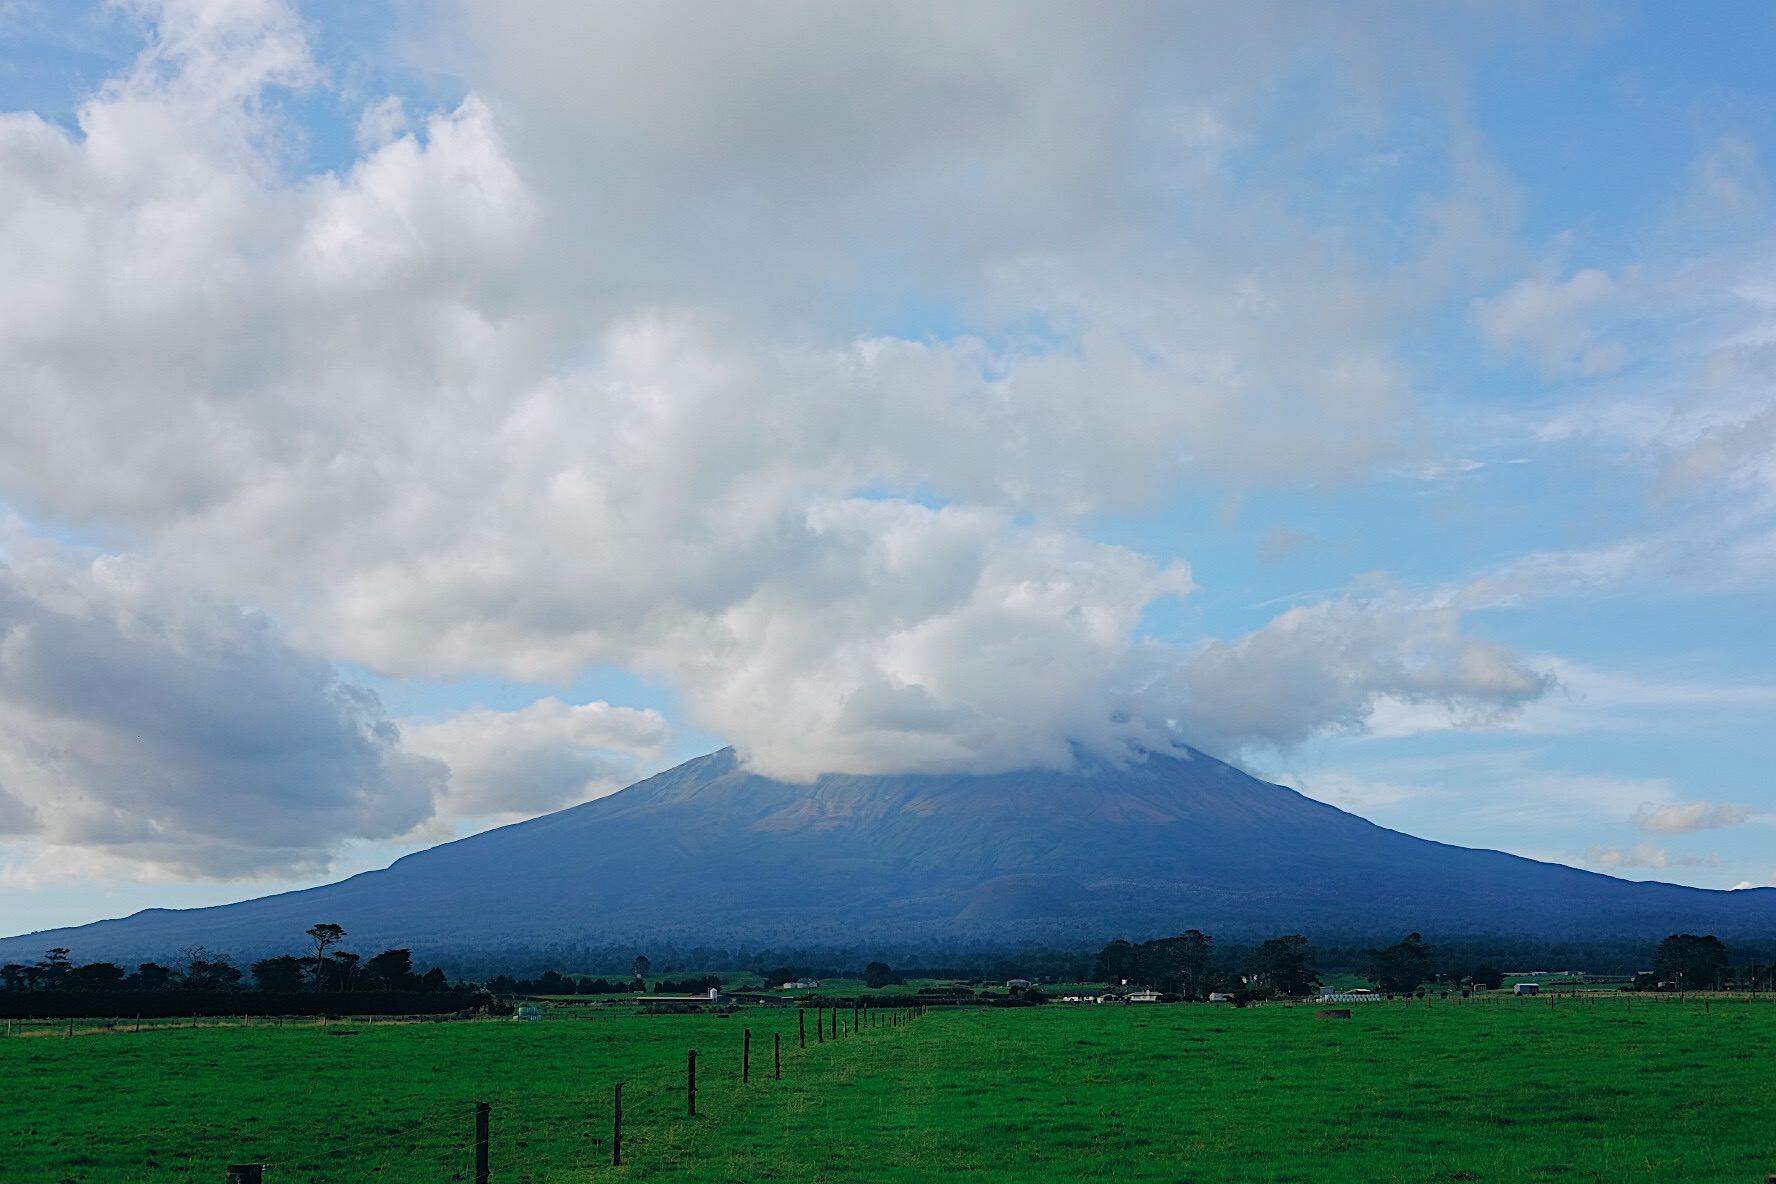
xmin=1513 ymin=983 xmax=1540 ymax=996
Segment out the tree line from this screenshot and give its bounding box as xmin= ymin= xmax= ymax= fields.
xmin=1092 ymin=930 xmax=1337 ymax=999
xmin=0 ymin=924 xmax=454 ymax=994
xmin=486 ymin=971 xmax=724 ymax=996
xmin=6 ymin=926 xmax=1758 ymax=999
xmin=1090 ymin=929 xmax=1762 ymax=997
xmin=2 ymin=946 xmax=248 ymax=992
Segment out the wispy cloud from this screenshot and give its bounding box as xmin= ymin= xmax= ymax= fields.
xmin=1585 ymin=842 xmax=1720 ymax=871
xmin=1633 ymin=801 xmax=1753 ymax=835
xmin=1471 ymin=268 xmax=1627 ymax=378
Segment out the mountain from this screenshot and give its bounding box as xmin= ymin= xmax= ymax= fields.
xmin=6 ymin=745 xmax=1775 ymax=965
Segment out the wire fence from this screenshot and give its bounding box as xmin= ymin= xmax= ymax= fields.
xmin=22 ymin=1002 xmax=934 ymax=1182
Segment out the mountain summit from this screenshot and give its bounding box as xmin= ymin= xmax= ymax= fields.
xmin=7 ymin=746 xmax=1774 ymax=962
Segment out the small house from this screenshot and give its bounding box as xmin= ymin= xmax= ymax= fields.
xmin=1513 ymin=982 xmax=1540 ymax=996
xmin=1006 ymin=978 xmax=1034 ymax=989
xmin=513 ymin=1006 xmax=543 ymax=1022
xmin=1208 ymin=992 xmax=1235 ymax=1003
xmin=1128 ymin=989 xmax=1162 ymax=1003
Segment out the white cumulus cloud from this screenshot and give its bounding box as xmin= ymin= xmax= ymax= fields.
xmin=399 ymin=698 xmax=672 ymax=825
xmin=0 ymin=1 xmax=1565 ymax=877
xmin=0 ymin=537 xmax=441 ymax=879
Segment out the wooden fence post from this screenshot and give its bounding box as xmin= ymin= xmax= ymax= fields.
xmin=612 ymin=1083 xmax=623 ymax=1168
xmin=799 ymin=1008 xmax=806 ymax=1048
xmin=687 ymin=1049 xmax=698 ymax=1116
xmin=775 ymin=1031 xmax=782 ymax=1079
xmin=225 ymin=1166 xmax=263 ymax=1184
xmin=743 ymin=1028 xmax=751 ymax=1084
xmin=816 ymin=1006 xmax=823 ymax=1044
xmin=474 ymin=1102 xmax=490 ymax=1184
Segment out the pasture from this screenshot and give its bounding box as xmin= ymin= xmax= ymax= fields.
xmin=7 ymin=995 xmax=1775 ymax=1183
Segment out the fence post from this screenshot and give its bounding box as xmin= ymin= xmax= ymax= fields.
xmin=687 ymin=1049 xmax=698 ymax=1116
xmin=225 ymin=1166 xmax=263 ymax=1184
xmin=743 ymin=1029 xmax=751 ymax=1084
xmin=612 ymin=1083 xmax=623 ymax=1168
xmin=775 ymin=1031 xmax=781 ymax=1079
xmin=474 ymin=1102 xmax=490 ymax=1184
xmin=816 ymin=1006 xmax=823 ymax=1044
xmin=799 ymin=1008 xmax=806 ymax=1049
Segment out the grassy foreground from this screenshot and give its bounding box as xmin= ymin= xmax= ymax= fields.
xmin=8 ymin=996 xmax=1776 ymax=1183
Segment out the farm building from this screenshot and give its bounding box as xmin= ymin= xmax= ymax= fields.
xmin=643 ymin=987 xmax=734 ymax=1004
xmin=1513 ymin=982 xmax=1540 ymax=996
xmin=1128 ymin=989 xmax=1162 ymax=1003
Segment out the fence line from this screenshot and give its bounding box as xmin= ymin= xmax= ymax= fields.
xmin=200 ymin=1003 xmax=932 ymax=1180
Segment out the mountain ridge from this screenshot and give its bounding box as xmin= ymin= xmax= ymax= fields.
xmin=6 ymin=745 xmax=1774 ymax=964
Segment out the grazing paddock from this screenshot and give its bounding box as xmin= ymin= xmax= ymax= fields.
xmin=6 ymin=995 xmax=1774 ymax=1182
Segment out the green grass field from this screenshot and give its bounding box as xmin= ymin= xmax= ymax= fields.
xmin=8 ymin=995 xmax=1775 ymax=1183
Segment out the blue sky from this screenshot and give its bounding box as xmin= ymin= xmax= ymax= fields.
xmin=0 ymin=1 xmax=1772 ymax=936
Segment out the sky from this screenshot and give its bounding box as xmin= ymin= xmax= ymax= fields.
xmin=1 ymin=0 xmax=1774 ymax=937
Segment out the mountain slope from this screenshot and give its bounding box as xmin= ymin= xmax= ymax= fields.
xmin=7 ymin=746 xmax=1775 ymax=963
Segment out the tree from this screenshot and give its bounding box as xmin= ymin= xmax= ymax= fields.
xmin=764 ymin=965 xmax=798 ymax=987
xmin=1246 ymin=935 xmax=1319 ymax=997
xmin=177 ymin=948 xmax=243 ymax=990
xmin=1 ymin=964 xmax=29 ymax=991
xmin=863 ymin=962 xmax=902 ymax=989
xmin=1654 ymin=934 xmax=1730 ymax=991
xmin=69 ymin=962 xmax=126 ymax=990
xmin=1093 ymin=939 xmax=1136 ymax=985
xmin=420 ymin=967 xmax=449 ymax=992
xmin=363 ymin=948 xmax=418 ymax=991
xmin=37 ymin=948 xmax=73 ymax=988
xmin=632 ymin=955 xmax=651 ymax=981
xmin=1167 ymin=930 xmax=1216 ymax=999
xmin=251 ymin=955 xmax=307 ymax=992
xmin=306 ymin=924 xmax=347 ymax=987
xmin=1463 ymin=963 xmax=1504 ymax=990
xmin=1359 ymin=933 xmax=1435 ymax=995
xmin=332 ymin=952 xmax=363 ymax=991
xmin=128 ymin=962 xmax=173 ymax=990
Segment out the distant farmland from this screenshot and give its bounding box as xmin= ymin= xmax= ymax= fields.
xmin=7 ymin=996 xmax=1775 ymax=1182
